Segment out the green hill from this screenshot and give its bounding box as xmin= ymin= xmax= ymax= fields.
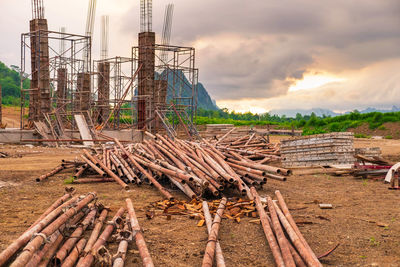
xmin=0 ymin=61 xmax=30 ymax=105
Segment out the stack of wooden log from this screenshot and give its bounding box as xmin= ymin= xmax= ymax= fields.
xmin=200 ymin=124 xmax=249 ymax=139
xmin=209 ymin=129 xmax=282 ymax=163
xmin=37 ymin=132 xmax=290 ymax=200
xmin=0 ymin=190 xmax=154 ymax=267
xmin=281 ymin=132 xmax=355 ymax=167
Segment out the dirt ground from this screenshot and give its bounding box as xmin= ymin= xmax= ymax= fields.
xmin=1 ymin=138 xmax=400 ymax=266
xmin=0 ymin=106 xmax=22 ymax=128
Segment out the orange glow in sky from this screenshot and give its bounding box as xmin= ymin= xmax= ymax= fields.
xmin=289 ymin=72 xmax=346 ymax=92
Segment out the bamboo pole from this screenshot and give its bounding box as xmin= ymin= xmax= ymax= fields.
xmin=0 ymin=195 xmax=79 ymax=266
xmin=250 ymin=187 xmax=285 ymax=267
xmin=10 ymin=193 xmax=96 ymax=266
xmin=83 ymin=149 xmax=129 ymax=190
xmin=274 ymin=191 xmax=322 ymax=267
xmin=201 ymin=197 xmax=227 ymax=267
xmin=115 ymin=138 xmax=173 ymax=200
xmin=61 ymin=238 xmax=87 ymax=267
xmin=267 ymin=196 xmax=295 ymax=267
xmin=126 ymin=198 xmax=154 ymax=267
xmin=77 ymin=207 xmax=125 ymax=267
xmin=202 ymin=201 xmax=225 ymax=267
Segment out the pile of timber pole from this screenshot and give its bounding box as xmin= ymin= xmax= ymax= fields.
xmin=209 ymin=131 xmax=282 ymax=163
xmin=0 ymin=190 xmax=155 ymax=267
xmin=59 ymin=133 xmax=289 ymax=200
xmin=251 ymin=188 xmax=322 ymax=267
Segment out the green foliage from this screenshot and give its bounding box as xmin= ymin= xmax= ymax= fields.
xmin=64 ymin=177 xmax=75 ymax=184
xmin=0 ymin=61 xmax=30 ymax=106
xmin=378 ymin=125 xmax=387 ymax=130
xmin=369 ymin=237 xmax=379 ymax=246
xmin=196 ymin=108 xmax=400 ymax=137
xmin=354 ymin=133 xmax=371 ymax=139
xmin=385 ymin=135 xmax=393 ymax=139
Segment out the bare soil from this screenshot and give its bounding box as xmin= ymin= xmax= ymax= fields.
xmin=1 ymin=138 xmax=400 ymax=266
xmin=0 ymin=106 xmax=22 ymax=128
xmin=351 ymin=122 xmax=400 ymax=139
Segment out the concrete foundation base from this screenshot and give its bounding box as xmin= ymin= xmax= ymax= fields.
xmin=0 ymin=129 xmax=143 ymax=144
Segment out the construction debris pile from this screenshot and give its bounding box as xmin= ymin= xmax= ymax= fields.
xmin=281 ymin=132 xmax=355 ymax=167
xmin=0 ymin=189 xmax=153 ymax=267
xmin=38 ymin=132 xmax=290 ymax=200
xmin=147 ymin=198 xmax=256 ymax=224
xmin=208 ymin=129 xmax=282 ymax=164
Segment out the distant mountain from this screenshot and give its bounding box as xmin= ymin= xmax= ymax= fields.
xmin=269 ymin=108 xmax=340 ymax=118
xmin=270 ymin=106 xmax=400 ymax=118
xmin=158 ymin=70 xmax=218 ymax=110
xmin=352 ymin=106 xmax=400 ymax=114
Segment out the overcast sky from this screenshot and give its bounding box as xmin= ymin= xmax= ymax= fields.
xmin=0 ymin=0 xmax=399 ymax=113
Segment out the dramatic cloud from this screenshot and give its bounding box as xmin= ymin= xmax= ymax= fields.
xmin=218 ymin=59 xmax=400 ymax=113
xmin=0 ymin=0 xmax=399 ymax=112
xmin=120 ymin=0 xmax=400 ymax=111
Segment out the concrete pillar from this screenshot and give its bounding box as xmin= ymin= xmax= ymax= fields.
xmin=97 ymin=62 xmax=110 ymax=124
xmin=29 ymin=19 xmax=51 ymax=121
xmin=138 ymin=32 xmax=155 ymax=130
xmin=56 ymin=68 xmax=67 ymax=109
xmin=77 ymin=73 xmax=91 ymax=112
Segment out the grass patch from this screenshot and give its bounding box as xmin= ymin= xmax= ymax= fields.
xmin=64 ymin=177 xmax=75 ymax=184
xmin=354 ymin=133 xmax=371 ymax=139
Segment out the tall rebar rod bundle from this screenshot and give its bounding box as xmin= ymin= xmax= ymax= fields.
xmin=140 ymin=0 xmax=153 ymax=32
xmin=160 ymin=3 xmax=174 ymax=64
xmin=101 ymin=15 xmax=109 ymax=60
xmin=31 ymin=0 xmax=45 ymax=19
xmin=83 ymin=0 xmax=97 ymax=72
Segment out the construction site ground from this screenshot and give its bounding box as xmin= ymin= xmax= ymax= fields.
xmin=1 ymin=137 xmax=400 ymax=266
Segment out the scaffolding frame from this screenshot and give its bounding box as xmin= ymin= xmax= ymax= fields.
xmin=20 ymin=29 xmax=92 ymax=134
xmin=93 ymin=56 xmax=137 ymax=129
xmin=132 ymin=43 xmax=198 ymax=135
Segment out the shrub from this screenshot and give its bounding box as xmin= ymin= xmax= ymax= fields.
xmin=378 ymin=125 xmax=387 ymax=130
xmin=354 ymin=133 xmax=371 ymax=138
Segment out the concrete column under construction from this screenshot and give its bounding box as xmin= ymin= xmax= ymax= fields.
xmin=97 ymin=62 xmax=110 ymax=124
xmin=56 ymin=68 xmax=67 ymax=109
xmin=137 ymin=31 xmax=155 ymax=130
xmin=77 ymin=73 xmax=91 ymax=112
xmin=29 ymin=18 xmax=51 ymax=122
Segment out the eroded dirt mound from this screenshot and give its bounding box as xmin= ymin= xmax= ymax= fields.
xmin=351 ymin=122 xmax=400 ymax=139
